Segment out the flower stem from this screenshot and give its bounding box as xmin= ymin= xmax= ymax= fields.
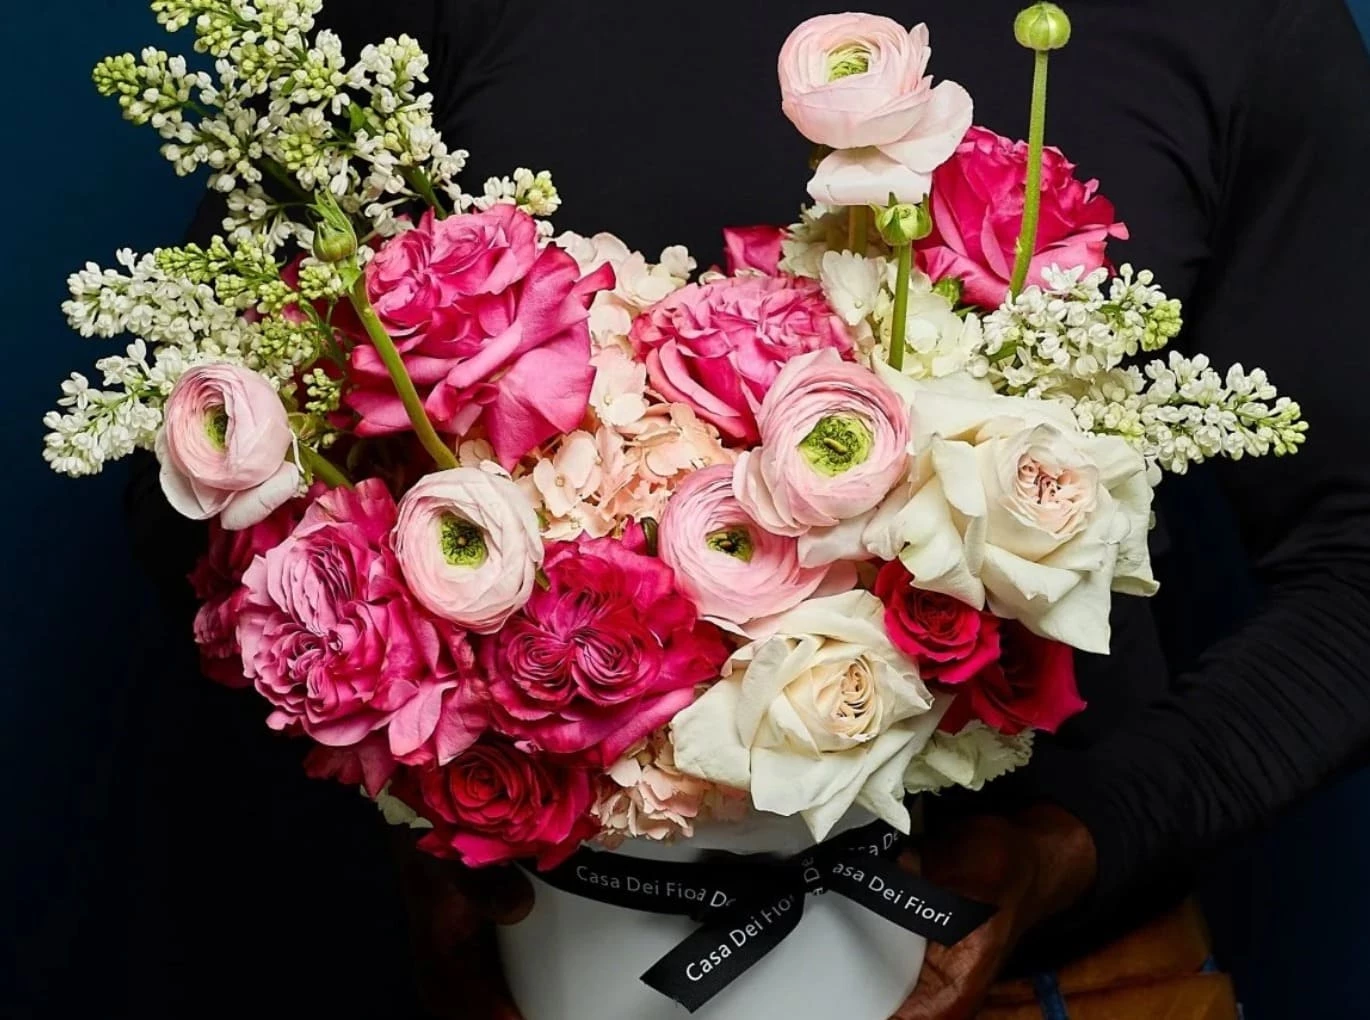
xmin=1008 ymin=49 xmax=1050 ymax=298
xmin=404 ymin=168 xmax=449 ymax=219
xmin=888 ymin=243 xmax=912 ymax=371
xmin=347 ymin=277 xmax=458 ymax=471
xmin=847 ymin=205 xmax=868 ymax=252
xmin=259 ymin=156 xmax=312 ymax=205
xmin=299 ymin=445 xmax=353 ymax=489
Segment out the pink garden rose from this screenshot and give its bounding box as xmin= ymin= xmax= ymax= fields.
xmin=481 ymin=523 xmax=730 ymax=767
xmin=303 ymin=733 xmax=398 ymax=798
xmin=403 ymin=737 xmax=601 ymax=869
xmin=940 ymin=620 xmax=1084 ymax=736
xmin=873 ymin=560 xmax=1000 ymax=686
xmin=392 ymin=466 xmax=544 ymax=634
xmin=917 ymin=126 xmax=1129 ymax=308
xmin=156 ymin=364 xmax=300 ymax=531
xmin=237 ymin=480 xmax=486 ymax=760
xmin=659 ymin=464 xmax=851 ymax=627
xmin=629 ymin=274 xmax=854 ymax=444
xmin=779 ymin=14 xmax=972 ymax=206
xmin=733 ymin=349 xmax=910 ymax=537
xmin=722 ymin=225 xmax=784 ymax=276
xmin=347 ymin=206 xmax=614 ymax=468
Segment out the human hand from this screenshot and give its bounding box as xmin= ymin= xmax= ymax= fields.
xmin=890 ymin=804 xmax=1097 ymax=1020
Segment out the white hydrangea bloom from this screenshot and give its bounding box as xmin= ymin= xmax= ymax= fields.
xmin=903 ymin=723 xmax=1034 ymax=795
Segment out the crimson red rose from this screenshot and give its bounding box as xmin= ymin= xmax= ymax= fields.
xmin=941 ymin=621 xmax=1085 ymax=736
xmin=402 ymin=738 xmax=600 ymax=869
xmin=916 ymin=126 xmax=1128 ymax=309
xmin=874 ymin=561 xmax=1001 ymax=686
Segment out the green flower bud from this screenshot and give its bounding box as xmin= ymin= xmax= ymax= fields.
xmin=312 ymin=219 xmax=357 ymax=264
xmin=1014 ymin=3 xmax=1072 ymax=51
xmin=932 ymin=276 xmax=963 ymax=307
xmin=873 ymin=200 xmax=932 ymax=246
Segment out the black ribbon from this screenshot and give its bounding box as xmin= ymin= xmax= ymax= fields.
xmin=526 ymin=820 xmax=994 ymax=1013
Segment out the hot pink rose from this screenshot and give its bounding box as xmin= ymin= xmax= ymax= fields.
xmin=917 ymin=126 xmax=1129 ymax=309
xmin=481 ymin=523 xmax=729 ymax=767
xmin=347 ymin=208 xmax=614 ymax=468
xmin=629 ymin=275 xmax=854 ymax=444
xmin=156 ymin=364 xmax=300 ymax=531
xmin=873 ymin=561 xmax=1000 ymax=686
xmin=722 ymin=225 xmax=785 ymax=276
xmin=403 ymin=738 xmax=601 ymax=869
xmin=733 ymin=349 xmax=910 ymax=537
xmin=188 ymin=498 xmax=309 ymax=687
xmin=779 ymin=14 xmax=972 ymax=206
xmin=237 ymin=480 xmax=486 ymax=760
xmin=940 ymin=620 xmax=1084 ymax=736
xmin=659 ymin=464 xmax=852 ymax=627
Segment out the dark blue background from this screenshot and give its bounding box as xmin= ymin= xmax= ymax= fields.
xmin=5 ymin=3 xmax=1369 ymax=1017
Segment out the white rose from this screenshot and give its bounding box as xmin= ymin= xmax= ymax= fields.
xmin=903 ymin=723 xmax=1034 ymax=795
xmin=670 ymin=590 xmax=941 ymax=841
xmin=856 ymin=369 xmax=1156 ymax=653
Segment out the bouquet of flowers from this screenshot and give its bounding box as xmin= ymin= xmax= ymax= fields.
xmin=45 ymin=1 xmax=1306 ymax=1017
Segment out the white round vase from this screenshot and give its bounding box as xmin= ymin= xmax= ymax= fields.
xmin=497 ymin=811 xmax=926 ymax=1020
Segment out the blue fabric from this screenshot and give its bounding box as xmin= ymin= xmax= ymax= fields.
xmin=1032 ymin=971 xmax=1070 ymax=1020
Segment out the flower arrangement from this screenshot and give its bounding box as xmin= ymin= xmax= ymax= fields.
xmin=46 ymin=0 xmax=1306 ymax=977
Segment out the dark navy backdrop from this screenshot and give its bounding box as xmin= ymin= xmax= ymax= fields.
xmin=4 ymin=3 xmax=1369 ymax=1017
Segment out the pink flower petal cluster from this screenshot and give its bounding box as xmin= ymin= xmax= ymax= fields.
xmin=873 ymin=560 xmax=1000 ymax=686
xmin=940 ymin=620 xmax=1085 ymax=736
xmin=480 ymin=523 xmax=730 ymax=767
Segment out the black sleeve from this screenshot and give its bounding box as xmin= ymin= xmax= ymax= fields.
xmin=1032 ymin=0 xmax=1370 ymax=943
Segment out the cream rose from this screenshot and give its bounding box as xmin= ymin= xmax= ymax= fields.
xmin=670 ymin=590 xmax=940 ymax=841
xmin=853 ymin=370 xmax=1156 ymax=653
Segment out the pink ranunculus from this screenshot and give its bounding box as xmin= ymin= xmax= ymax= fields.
xmin=873 ymin=560 xmax=1000 ymax=686
xmin=392 ymin=467 xmax=544 ymax=634
xmin=401 ymin=738 xmax=602 ymax=870
xmin=733 ymin=349 xmax=910 ymax=537
xmin=778 ymin=14 xmax=973 ymax=206
xmin=629 ymin=274 xmax=854 ymax=444
xmin=347 ymin=207 xmax=614 ymax=469
xmin=481 ymin=523 xmax=730 ymax=767
xmin=722 ymin=225 xmax=785 ymax=276
xmin=188 ymin=498 xmax=310 ymax=687
xmin=659 ymin=464 xmax=852 ymax=627
xmin=917 ymin=126 xmax=1129 ymax=309
xmin=237 ymin=480 xmax=485 ymax=757
xmin=940 ymin=620 xmax=1084 ymax=736
xmin=156 ymin=364 xmax=300 ymax=531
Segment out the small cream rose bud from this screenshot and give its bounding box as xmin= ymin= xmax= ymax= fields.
xmin=1014 ymin=3 xmax=1072 ymax=51
xmin=873 ymin=200 xmax=932 ymax=246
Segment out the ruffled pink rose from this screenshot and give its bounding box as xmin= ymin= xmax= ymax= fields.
xmin=722 ymin=225 xmax=784 ymax=276
xmin=940 ymin=621 xmax=1084 ymax=736
xmin=917 ymin=126 xmax=1129 ymax=309
xmin=733 ymin=349 xmax=910 ymax=537
xmin=659 ymin=464 xmax=851 ymax=627
xmin=779 ymin=14 xmax=972 ymax=206
xmin=402 ymin=738 xmax=601 ymax=869
xmin=481 ymin=523 xmax=730 ymax=767
xmin=237 ymin=480 xmax=485 ymax=759
xmin=156 ymin=364 xmax=300 ymax=531
xmin=873 ymin=561 xmax=1000 ymax=686
xmin=629 ymin=275 xmax=854 ymax=444
xmin=303 ymin=733 xmax=398 ymax=798
xmin=392 ymin=467 xmax=544 ymax=634
xmin=347 ymin=207 xmax=614 ymax=468
xmin=188 ymin=498 xmax=309 ymax=688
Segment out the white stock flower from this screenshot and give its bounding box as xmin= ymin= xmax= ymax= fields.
xmin=670 ymin=590 xmax=941 ymax=841
xmin=903 ymin=723 xmax=1034 ymax=795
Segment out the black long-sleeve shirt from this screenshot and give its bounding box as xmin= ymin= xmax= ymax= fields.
xmin=129 ymin=0 xmax=1370 ymax=968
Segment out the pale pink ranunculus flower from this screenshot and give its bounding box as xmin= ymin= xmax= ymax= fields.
xmin=778 ymin=14 xmax=973 ymax=207
xmin=733 ymin=349 xmax=911 ymax=538
xmin=659 ymin=464 xmax=851 ymax=628
xmin=156 ymin=364 xmax=300 ymax=531
xmin=392 ymin=466 xmax=544 ymax=634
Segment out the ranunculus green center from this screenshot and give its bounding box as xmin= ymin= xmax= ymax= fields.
xmin=798 ymin=414 xmax=874 ymax=476
xmin=439 ymin=514 xmax=488 ymax=568
xmin=826 ymin=44 xmax=872 ymax=81
xmin=205 ymin=406 xmax=229 ymax=449
xmin=705 ymin=526 xmax=754 ymax=563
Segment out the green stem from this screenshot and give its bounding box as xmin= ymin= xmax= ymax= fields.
xmin=847 ymin=206 xmax=868 ymax=253
xmin=260 ymin=156 xmax=312 ymax=204
xmin=404 ymin=168 xmax=449 ymax=219
xmin=299 ymin=445 xmax=353 ymax=489
xmin=888 ymin=243 xmax=912 ymax=371
xmin=1008 ymin=49 xmax=1050 ymax=298
xmin=347 ymin=277 xmax=458 ymax=471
